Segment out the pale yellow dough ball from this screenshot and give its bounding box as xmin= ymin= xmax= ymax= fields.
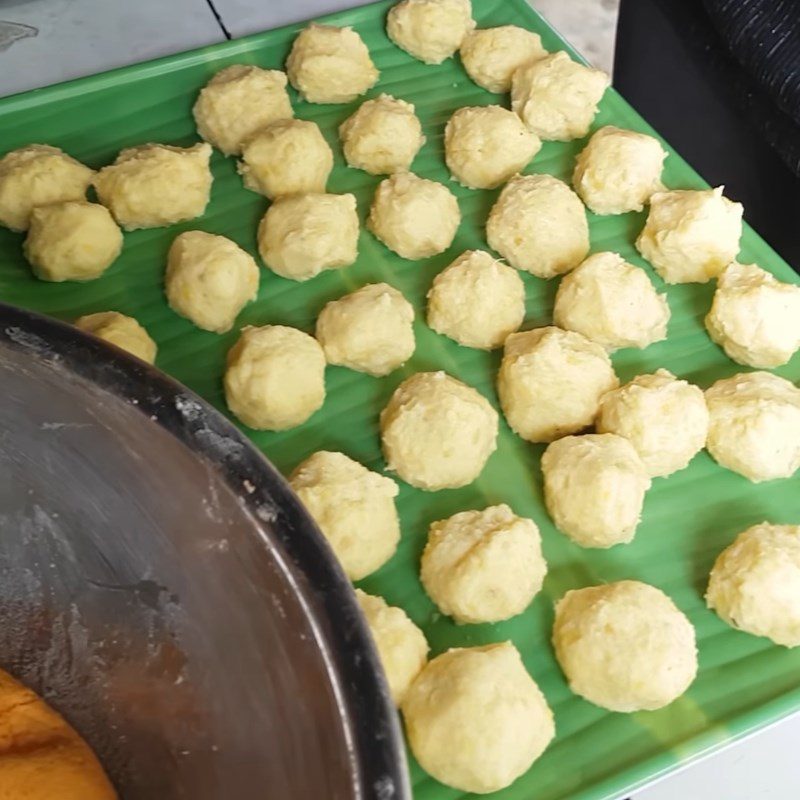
xmin=165 ymin=231 xmax=259 ymax=334
xmin=290 ymin=451 xmax=399 ymax=580
xmin=387 ymin=0 xmax=475 ymax=65
xmin=224 ymin=325 xmax=325 ymax=430
xmin=553 ymin=581 xmax=697 ymax=712
xmin=486 ymin=173 xmax=589 ymax=278
xmin=380 ymin=371 xmax=498 ymax=491
xmin=75 ymin=311 xmax=157 ymax=364
xmin=402 ymin=642 xmax=555 ymax=794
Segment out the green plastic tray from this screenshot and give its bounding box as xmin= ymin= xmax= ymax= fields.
xmin=1 ymin=1 xmax=799 ymax=798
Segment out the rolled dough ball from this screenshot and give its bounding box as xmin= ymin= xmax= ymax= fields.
xmin=497 ymin=327 xmax=618 ymax=443
xmin=286 ymin=23 xmax=378 ymax=103
xmin=93 ymin=142 xmax=212 ymax=230
xmin=553 ymin=581 xmax=697 ymax=711
xmin=707 ymin=522 xmax=800 ymax=647
xmin=460 ymin=25 xmax=547 ymax=93
xmin=444 ymin=106 xmax=541 ymax=190
xmin=380 ymin=371 xmax=498 ymax=491
xmin=257 ymin=192 xmax=359 ymax=281
xmin=426 ymin=250 xmax=524 ymax=350
xmin=75 ymin=311 xmax=157 ymax=364
xmin=368 ymin=172 xmax=460 ymax=260
xmin=289 ymin=451 xmax=399 ymax=580
xmin=402 ymin=642 xmax=554 ymax=794
xmin=705 ymin=261 xmax=800 ymax=368
xmin=421 ymin=504 xmax=547 ymax=624
xmin=553 ymin=251 xmax=670 ymax=351
xmin=355 ymin=589 xmax=429 ymax=704
xmin=238 ymin=119 xmax=333 ymax=199
xmin=339 ymin=94 xmax=424 ymax=175
xmin=165 ymin=231 xmax=259 ymax=333
xmin=573 ymin=125 xmax=667 ymax=215
xmin=0 ymin=144 xmax=93 ymax=232
xmin=316 ymin=283 xmax=415 ymax=376
xmin=193 ymin=65 xmax=293 ymax=156
xmin=486 ymin=173 xmax=589 ymax=278
xmin=511 ymin=51 xmax=609 ymax=141
xmin=224 ymin=325 xmax=325 ymax=430
xmin=704 ymin=371 xmax=800 ymax=482
xmin=387 ymin=0 xmax=475 ymax=65
xmin=24 ymin=201 xmax=122 ymax=282
xmin=636 ymin=187 xmax=743 ymax=284
xmin=597 ymin=369 xmax=709 ymax=478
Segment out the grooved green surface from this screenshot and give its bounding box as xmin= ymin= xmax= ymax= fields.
xmin=1 ymin=2 xmax=800 ymax=799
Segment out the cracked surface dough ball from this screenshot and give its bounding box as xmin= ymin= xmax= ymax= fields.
xmin=511 ymin=51 xmax=609 ymax=141
xmin=24 ymin=201 xmax=122 ymax=282
xmin=498 ymin=327 xmax=618 ymax=443
xmin=705 ymin=372 xmax=800 ymax=482
xmin=487 ymin=173 xmax=589 ymax=278
xmin=258 ymin=192 xmax=358 ymax=281
xmin=165 ymin=231 xmax=258 ymax=333
xmin=421 ymin=504 xmax=547 ymax=624
xmin=0 ymin=144 xmax=93 ymax=232
xmin=224 ymin=325 xmax=325 ymax=430
xmin=542 ymin=434 xmax=651 ymax=548
xmin=444 ymin=106 xmax=541 ymax=190
xmin=597 ymin=370 xmax=709 ymax=478
xmin=193 ymin=65 xmax=293 ymax=156
xmin=75 ymin=311 xmax=156 ymax=364
xmin=707 ymin=522 xmax=800 ymax=647
xmin=290 ymin=451 xmax=399 ymax=580
xmin=316 ymin=283 xmax=415 ymax=376
xmin=553 ymin=251 xmax=670 ymax=351
xmin=368 ymin=172 xmax=460 ymax=260
xmin=380 ymin=371 xmax=498 ymax=490
xmin=387 ymin=0 xmax=475 ymax=65
xmin=286 ymin=23 xmax=378 ymax=103
xmin=339 ymin=94 xmax=424 ymax=175
xmin=553 ymin=581 xmax=697 ymax=712
xmin=402 ymin=642 xmax=554 ymax=794
xmin=705 ymin=261 xmax=800 ymax=368
xmin=636 ymin=187 xmax=743 ymax=284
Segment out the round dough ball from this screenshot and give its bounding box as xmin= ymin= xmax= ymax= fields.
xmin=24 ymin=201 xmax=122 ymax=282
xmin=165 ymin=231 xmax=259 ymax=333
xmin=193 ymin=65 xmax=293 ymax=156
xmin=258 ymin=192 xmax=359 ymax=281
xmin=426 ymin=250 xmax=525 ymax=349
xmin=444 ymin=106 xmax=541 ymax=190
xmin=707 ymin=522 xmax=800 ymax=647
xmin=338 ymin=94 xmax=425 ymax=175
xmin=289 ymin=451 xmax=399 ymax=580
xmin=486 ymin=173 xmax=589 ymax=278
xmin=498 ymin=327 xmax=618 ymax=443
xmin=286 ymin=23 xmax=378 ymax=103
xmin=705 ymin=261 xmax=800 ymax=369
xmin=402 ymin=642 xmax=554 ymax=794
xmin=597 ymin=369 xmax=709 ymax=478
xmin=387 ymin=0 xmax=475 ymax=65
xmin=75 ymin=311 xmax=157 ymax=364
xmin=316 ymin=283 xmax=415 ymax=376
xmin=511 ymin=51 xmax=609 ymax=141
xmin=0 ymin=144 xmax=93 ymax=232
xmin=224 ymin=325 xmax=325 ymax=430
xmin=355 ymin=589 xmax=429 ymax=704
xmin=421 ymin=504 xmax=547 ymax=624
xmin=380 ymin=371 xmax=498 ymax=491
xmin=238 ymin=118 xmax=333 ymax=199
xmin=553 ymin=251 xmax=670 ymax=351
xmin=705 ymin=371 xmax=800 ymax=483
xmin=636 ymin=187 xmax=743 ymax=284
xmin=93 ymin=142 xmax=212 ymax=231
xmin=553 ymin=581 xmax=697 ymax=712
xmin=368 ymin=172 xmax=460 ymax=260
xmin=460 ymin=25 xmax=547 ymax=93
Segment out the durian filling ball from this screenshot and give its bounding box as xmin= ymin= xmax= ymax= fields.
xmin=387 ymin=0 xmax=475 ymax=65
xmin=75 ymin=312 xmax=157 ymax=364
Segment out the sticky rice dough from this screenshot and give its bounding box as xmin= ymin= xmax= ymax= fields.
xmin=387 ymin=0 xmax=475 ymax=65
xmin=75 ymin=311 xmax=157 ymax=364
